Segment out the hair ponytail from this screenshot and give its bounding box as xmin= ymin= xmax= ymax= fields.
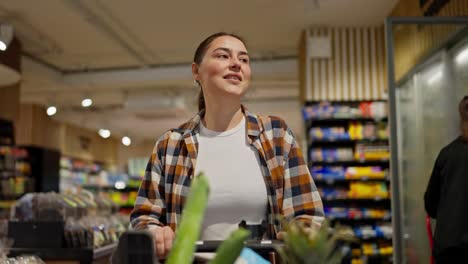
xmin=460 ymin=96 xmax=468 ymax=140
xmin=198 ymin=86 xmax=205 ymax=112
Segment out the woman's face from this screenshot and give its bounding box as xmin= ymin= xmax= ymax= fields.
xmin=193 ymin=36 xmax=251 ymax=100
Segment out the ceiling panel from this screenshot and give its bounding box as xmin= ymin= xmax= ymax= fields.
xmin=1 ymin=0 xmax=398 ymax=141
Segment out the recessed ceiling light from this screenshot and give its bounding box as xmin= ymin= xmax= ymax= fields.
xmin=98 ymin=129 xmax=111 ymax=138
xmin=122 ymin=136 xmax=131 ymax=146
xmin=81 ymin=98 xmax=93 ymax=107
xmin=46 ymin=106 xmax=57 ymax=116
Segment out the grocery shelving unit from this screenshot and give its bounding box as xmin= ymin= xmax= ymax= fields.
xmin=303 ymin=101 xmax=393 ymax=263
xmin=0 ymin=119 xmax=34 ymax=220
xmin=59 ymin=156 xmax=139 ymax=213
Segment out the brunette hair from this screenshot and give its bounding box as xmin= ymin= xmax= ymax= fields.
xmin=193 ymin=32 xmax=246 ymax=111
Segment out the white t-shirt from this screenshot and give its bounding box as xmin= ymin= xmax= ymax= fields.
xmin=195 ymin=116 xmax=268 ymax=241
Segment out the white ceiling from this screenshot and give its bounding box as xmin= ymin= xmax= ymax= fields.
xmin=0 ymin=0 xmax=397 ymax=142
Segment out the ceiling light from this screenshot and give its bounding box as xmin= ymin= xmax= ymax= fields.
xmin=46 ymin=106 xmax=57 ymax=116
xmin=98 ymin=129 xmax=111 ymax=138
xmin=0 ymin=24 xmax=14 ymax=52
xmin=81 ymin=98 xmax=93 ymax=107
xmin=455 ymin=45 xmax=468 ymax=65
xmin=121 ymin=136 xmax=131 ymax=146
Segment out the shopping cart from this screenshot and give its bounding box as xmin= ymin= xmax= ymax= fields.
xmin=112 ymin=231 xmax=282 ymax=264
xmin=425 ymin=215 xmax=434 ymax=264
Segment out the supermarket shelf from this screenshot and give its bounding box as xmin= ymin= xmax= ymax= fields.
xmin=0 ymin=170 xmax=16 ymax=178
xmin=358 ymin=236 xmax=393 ymax=242
xmin=0 ymin=200 xmax=16 ymax=208
xmin=306 ymin=117 xmax=388 ymax=126
xmin=303 ymin=101 xmax=392 ymax=255
xmin=305 ymin=100 xmax=387 ymax=105
xmin=82 ymin=185 xmax=139 ymax=192
xmin=309 ymin=160 xmax=390 ymax=167
xmin=349 ymin=254 xmax=393 ymax=262
xmin=119 ymin=205 xmax=134 ymax=208
xmin=321 ymin=197 xmax=391 ymax=203
xmin=310 ymin=138 xmax=389 ymax=147
xmin=329 ymin=216 xmax=392 ymax=223
xmin=313 ymin=178 xmax=389 ymax=185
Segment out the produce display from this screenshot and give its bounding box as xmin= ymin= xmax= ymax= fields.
xmin=12 ymin=192 xmax=128 ymax=248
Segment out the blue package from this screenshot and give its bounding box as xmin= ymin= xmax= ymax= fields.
xmin=236 ymin=247 xmax=271 ymax=264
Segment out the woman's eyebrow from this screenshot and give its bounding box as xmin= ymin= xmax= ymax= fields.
xmin=212 ymin=47 xmax=249 ymax=56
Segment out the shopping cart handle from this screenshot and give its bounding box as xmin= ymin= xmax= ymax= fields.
xmin=112 ymin=231 xmax=159 ymax=264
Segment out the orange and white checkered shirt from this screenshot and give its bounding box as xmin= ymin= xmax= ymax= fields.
xmin=130 ymin=105 xmax=324 ymax=238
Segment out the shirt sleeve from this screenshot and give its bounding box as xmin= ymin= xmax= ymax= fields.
xmin=282 ymin=124 xmax=325 ymax=229
xmin=424 ymin=150 xmax=444 ymax=219
xmin=130 ymin=136 xmax=168 ymax=229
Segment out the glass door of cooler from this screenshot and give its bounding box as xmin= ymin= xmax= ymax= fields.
xmin=451 ymin=39 xmax=468 ymax=105
xmin=395 ymin=53 xmax=458 ymax=263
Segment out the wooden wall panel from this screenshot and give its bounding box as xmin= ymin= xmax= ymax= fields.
xmin=16 ymin=103 xmax=119 ymax=165
xmin=17 ymin=104 xmax=63 ymax=151
xmin=391 ymin=0 xmax=468 ymax=81
xmin=117 ymin=139 xmax=154 ymax=172
xmin=62 ymin=123 xmax=119 ymax=165
xmin=0 ymin=84 xmax=20 ymax=123
xmin=302 ymin=26 xmax=387 ymax=102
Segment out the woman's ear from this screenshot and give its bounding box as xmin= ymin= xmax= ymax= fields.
xmin=192 ymin=63 xmax=200 ymax=81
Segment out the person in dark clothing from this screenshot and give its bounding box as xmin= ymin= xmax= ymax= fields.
xmin=424 ymin=95 xmax=468 ymax=263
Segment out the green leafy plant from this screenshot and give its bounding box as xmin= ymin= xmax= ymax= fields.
xmin=276 ymin=220 xmax=357 ymax=264
xmin=165 ymin=173 xmax=250 ymax=264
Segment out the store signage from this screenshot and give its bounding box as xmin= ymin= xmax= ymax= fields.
xmin=421 ymin=0 xmax=451 ymax=16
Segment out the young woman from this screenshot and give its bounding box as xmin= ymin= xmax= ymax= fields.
xmin=130 ymin=32 xmax=324 ymax=259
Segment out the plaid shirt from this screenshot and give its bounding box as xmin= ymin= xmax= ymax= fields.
xmin=130 ymin=106 xmax=324 ymax=238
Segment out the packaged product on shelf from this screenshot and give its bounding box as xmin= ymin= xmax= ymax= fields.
xmin=375 ymin=223 xmax=393 ymax=239
xmin=310 ymin=127 xmax=349 ymax=141
xmin=347 ymin=208 xmax=364 ymax=219
xmin=347 ymin=182 xmax=388 ymax=199
xmin=311 ymin=166 xmax=345 ymax=180
xmin=377 ymin=122 xmax=389 ymax=139
xmin=334 ymin=104 xmax=356 ymax=118
xmin=354 ymin=225 xmax=376 ymax=239
xmin=363 ymin=209 xmax=391 ymax=219
xmin=361 ymin=243 xmax=379 ymax=255
xmin=318 ymin=187 xmax=348 ymax=200
xmin=370 ymin=101 xmax=388 ymax=119
xmin=348 ymin=122 xmax=363 ymax=140
xmin=358 ymin=102 xmax=370 ymax=117
xmin=324 ymin=207 xmax=348 ymax=218
xmin=345 ymin=166 xmax=386 ymax=179
xmin=302 ymin=103 xmax=335 ymax=120
xmin=362 ymin=123 xmax=376 ymax=139
xmin=354 ymin=144 xmax=390 ymax=161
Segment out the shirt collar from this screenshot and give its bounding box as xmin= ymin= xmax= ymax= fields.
xmin=175 ymin=104 xmax=263 ymax=138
